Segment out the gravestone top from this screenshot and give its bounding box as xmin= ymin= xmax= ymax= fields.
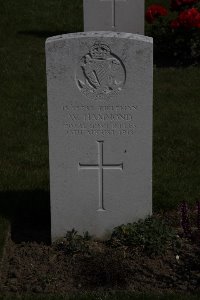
xmin=83 ymin=0 xmax=144 ymax=34
xmin=46 ymin=31 xmax=152 ymax=43
xmin=46 ymin=31 xmax=153 ymax=241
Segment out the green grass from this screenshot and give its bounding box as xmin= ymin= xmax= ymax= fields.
xmin=1 ymin=1 xmax=200 ymax=296
xmin=154 ymin=67 xmax=200 ymax=210
xmin=0 ymin=0 xmax=83 ymax=192
xmin=146 ymin=0 xmax=169 ymax=7
xmin=0 ymin=0 xmax=83 ymax=254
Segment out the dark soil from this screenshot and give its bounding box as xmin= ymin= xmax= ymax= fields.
xmin=1 ymin=212 xmax=200 ymax=295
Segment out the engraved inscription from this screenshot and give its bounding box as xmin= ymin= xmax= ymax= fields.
xmin=63 ymin=105 xmax=137 ymax=136
xmin=78 ymin=141 xmax=123 ymax=211
xmin=76 ymin=42 xmax=126 ymax=100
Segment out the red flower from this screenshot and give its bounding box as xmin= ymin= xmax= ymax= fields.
xmin=171 ymin=0 xmax=198 ymax=11
xmin=145 ymin=4 xmax=168 ymax=24
xmin=171 ymin=19 xmax=180 ymax=28
xmin=171 ymin=7 xmax=200 ymax=29
xmin=178 ymin=7 xmax=200 ymax=28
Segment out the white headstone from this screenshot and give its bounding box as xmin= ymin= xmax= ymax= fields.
xmin=84 ymin=0 xmax=144 ymax=34
xmin=46 ymin=32 xmax=153 ymax=241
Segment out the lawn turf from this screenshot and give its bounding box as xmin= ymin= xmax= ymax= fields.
xmin=153 ymin=67 xmax=200 ymax=210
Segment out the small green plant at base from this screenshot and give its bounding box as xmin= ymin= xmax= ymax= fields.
xmin=109 ymin=216 xmax=177 ymax=256
xmin=53 ymin=229 xmax=91 ymax=255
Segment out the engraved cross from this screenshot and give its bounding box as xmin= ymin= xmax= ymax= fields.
xmin=100 ymin=0 xmax=127 ymax=29
xmin=79 ymin=141 xmax=123 ymax=211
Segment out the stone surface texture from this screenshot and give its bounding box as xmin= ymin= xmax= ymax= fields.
xmin=84 ymin=0 xmax=144 ymax=34
xmin=46 ymin=32 xmax=153 ymax=241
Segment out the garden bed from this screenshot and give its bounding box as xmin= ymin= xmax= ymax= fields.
xmin=0 ymin=212 xmax=200 ymax=295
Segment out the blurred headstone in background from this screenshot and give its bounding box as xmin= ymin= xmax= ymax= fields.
xmin=84 ymin=0 xmax=144 ymax=34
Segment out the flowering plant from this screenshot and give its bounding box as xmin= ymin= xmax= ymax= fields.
xmin=146 ymin=0 xmax=200 ymax=65
xmin=145 ymin=4 xmax=168 ymax=24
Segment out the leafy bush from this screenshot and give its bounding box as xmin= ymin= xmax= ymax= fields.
xmin=145 ymin=0 xmax=200 ymax=65
xmin=109 ymin=216 xmax=176 ymax=256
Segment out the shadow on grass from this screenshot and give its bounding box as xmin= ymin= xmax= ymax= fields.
xmin=18 ymin=30 xmax=76 ymax=38
xmin=0 ymin=190 xmax=51 ymax=244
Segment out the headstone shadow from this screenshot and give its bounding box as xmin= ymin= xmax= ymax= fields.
xmin=0 ymin=190 xmax=51 ymax=244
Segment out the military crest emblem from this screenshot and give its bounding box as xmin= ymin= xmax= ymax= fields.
xmin=76 ymin=42 xmax=126 ymax=100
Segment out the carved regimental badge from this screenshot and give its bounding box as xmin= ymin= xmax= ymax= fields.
xmin=76 ymin=42 xmax=126 ymax=100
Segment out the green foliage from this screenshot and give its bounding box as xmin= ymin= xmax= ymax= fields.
xmin=110 ymin=216 xmax=176 ymax=256
xmin=53 ymin=229 xmax=91 ymax=255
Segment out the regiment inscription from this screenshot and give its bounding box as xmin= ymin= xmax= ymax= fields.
xmin=63 ymin=104 xmax=137 ymax=136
